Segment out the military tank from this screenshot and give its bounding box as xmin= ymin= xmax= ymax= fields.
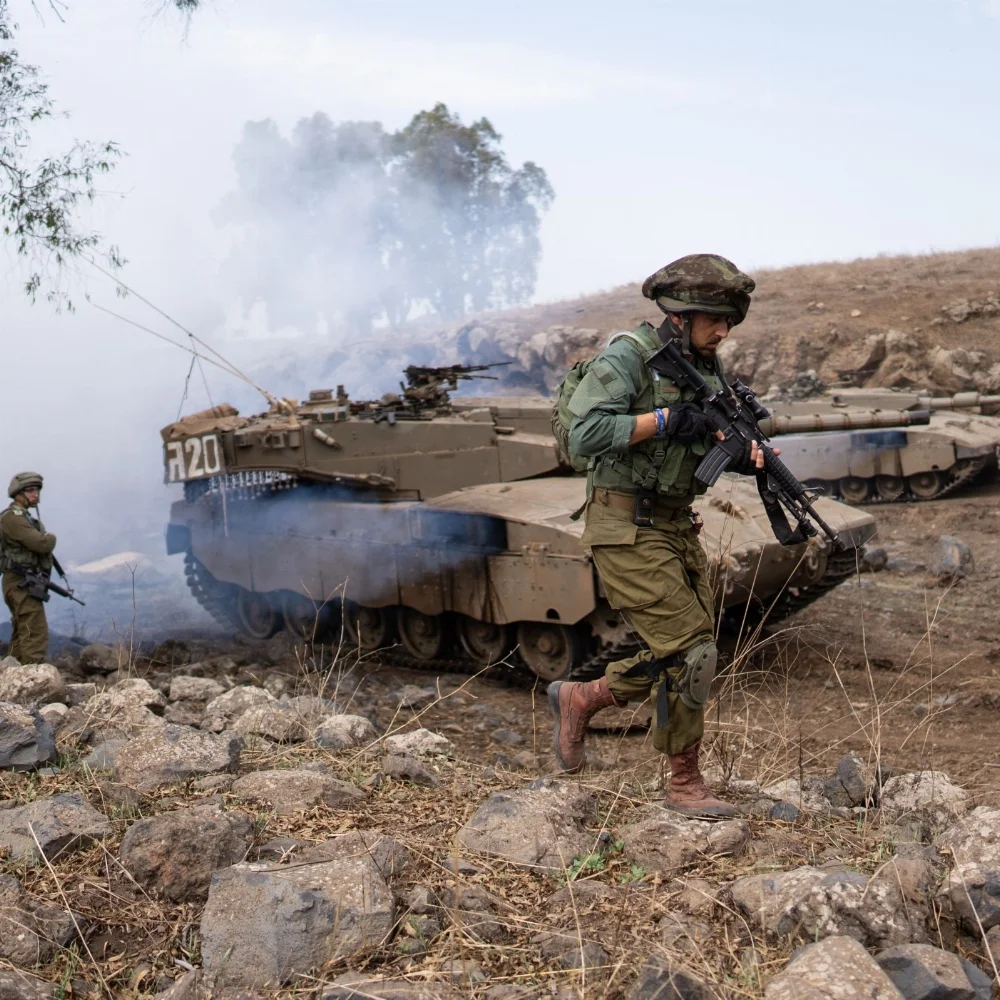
xmin=162 ymin=365 xmax=878 ymax=681
xmin=765 ymin=390 xmax=1000 ymax=503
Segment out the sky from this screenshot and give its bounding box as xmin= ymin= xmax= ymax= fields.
xmin=2 ymin=0 xmax=1000 ymax=570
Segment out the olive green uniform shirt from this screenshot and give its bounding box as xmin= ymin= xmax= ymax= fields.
xmin=567 ymin=322 xmax=725 ymax=506
xmin=0 ymin=504 xmax=57 ymax=573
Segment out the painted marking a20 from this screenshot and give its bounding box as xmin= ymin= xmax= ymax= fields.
xmin=165 ymin=434 xmax=223 ymax=482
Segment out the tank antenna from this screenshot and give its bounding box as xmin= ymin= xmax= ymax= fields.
xmin=86 ymin=258 xmax=293 ymax=414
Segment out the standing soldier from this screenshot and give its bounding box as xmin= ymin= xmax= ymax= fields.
xmin=1 ymin=473 xmax=56 ymax=664
xmin=548 ymin=255 xmax=770 ymax=818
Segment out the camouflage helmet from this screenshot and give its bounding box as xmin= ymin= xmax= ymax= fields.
xmin=642 ymin=254 xmax=755 ymax=326
xmin=8 ymin=472 xmax=43 ymax=498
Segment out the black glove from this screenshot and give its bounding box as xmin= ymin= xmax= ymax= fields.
xmin=727 ymin=439 xmax=759 ymax=476
xmin=665 ymin=402 xmax=715 ymax=444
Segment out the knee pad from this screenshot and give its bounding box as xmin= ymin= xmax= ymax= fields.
xmin=678 ymin=640 xmax=717 ymax=710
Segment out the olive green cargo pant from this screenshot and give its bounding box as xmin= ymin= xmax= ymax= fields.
xmin=2 ymin=573 xmax=49 ymax=665
xmin=582 ymin=498 xmax=715 ymax=756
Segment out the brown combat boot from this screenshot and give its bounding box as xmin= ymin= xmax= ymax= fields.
xmin=548 ymin=677 xmax=621 ymax=774
xmin=663 ymin=741 xmax=737 ymax=819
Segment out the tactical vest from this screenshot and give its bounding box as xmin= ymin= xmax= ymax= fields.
xmin=0 ymin=504 xmax=51 ymax=573
xmin=590 ymin=323 xmax=726 ymax=503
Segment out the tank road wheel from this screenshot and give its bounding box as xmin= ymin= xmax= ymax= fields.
xmin=838 ymin=477 xmax=870 ymax=504
xmin=907 ymin=470 xmax=944 ymax=500
xmin=235 ymin=590 xmax=282 ymax=640
xmin=344 ymin=602 xmax=398 ymax=652
xmin=516 ymin=623 xmax=582 ymax=681
xmin=457 ymin=617 xmax=513 ymax=667
xmin=874 ymin=475 xmax=905 ymax=502
xmin=282 ymin=593 xmax=339 ymax=643
xmin=397 ymin=608 xmax=448 ymax=661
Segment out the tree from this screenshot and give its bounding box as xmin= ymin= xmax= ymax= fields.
xmin=216 ymin=103 xmax=554 ymax=333
xmin=0 ymin=0 xmax=202 ymax=307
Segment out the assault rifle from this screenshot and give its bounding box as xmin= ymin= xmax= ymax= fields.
xmin=11 ymin=555 xmax=86 ymax=606
xmin=648 ymin=338 xmax=844 ymax=551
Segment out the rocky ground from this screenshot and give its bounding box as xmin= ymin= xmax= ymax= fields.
xmin=3 ymin=540 xmax=1000 ymax=1000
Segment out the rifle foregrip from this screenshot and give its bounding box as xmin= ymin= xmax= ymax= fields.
xmin=763 ymin=450 xmax=808 ymax=497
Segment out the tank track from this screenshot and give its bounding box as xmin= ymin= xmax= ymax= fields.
xmin=179 ymin=545 xmax=863 ymax=686
xmin=833 ymin=456 xmax=990 ymax=505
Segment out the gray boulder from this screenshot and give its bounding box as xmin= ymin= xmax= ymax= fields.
xmin=935 ymin=806 xmax=1000 ymax=933
xmin=64 ymin=683 xmax=97 ymax=708
xmin=76 ymin=643 xmax=117 ymax=674
xmin=0 ymin=874 xmax=76 ymax=965
xmin=0 ymin=970 xmax=55 ymax=999
xmin=0 ymin=664 xmax=67 ymax=706
xmin=729 ymin=863 xmax=925 ymax=948
xmin=232 ymin=703 xmax=306 ymax=743
xmin=880 ymin=771 xmax=968 ymax=836
xmin=113 ymin=724 xmax=242 ymax=792
xmin=876 ymin=943 xmax=984 ymax=1000
xmin=201 ymin=685 xmax=275 ymax=732
xmin=0 ymin=702 xmax=56 ymax=771
xmin=765 ymin=935 xmax=905 ymax=999
xmin=456 ymin=778 xmax=596 ymax=871
xmin=119 ymin=803 xmax=252 ymax=902
xmin=168 ymin=676 xmax=224 ymax=702
xmin=382 ymin=754 xmax=439 ymax=787
xmin=0 ymin=793 xmax=110 ymax=862
xmin=315 ymin=713 xmax=378 ymax=750
xmin=230 ymin=768 xmax=365 ymax=815
xmin=200 ymin=852 xmax=395 ymax=988
xmin=619 ymin=805 xmax=750 ymax=874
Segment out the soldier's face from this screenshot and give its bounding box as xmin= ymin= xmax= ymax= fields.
xmin=688 ymin=312 xmax=732 ymax=356
xmin=20 ymin=487 xmax=40 ymax=508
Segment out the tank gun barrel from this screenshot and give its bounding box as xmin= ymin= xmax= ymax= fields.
xmin=920 ymin=392 xmax=1000 ymax=410
xmin=404 ymin=361 xmax=513 ymax=385
xmin=760 ymin=409 xmax=932 ymax=436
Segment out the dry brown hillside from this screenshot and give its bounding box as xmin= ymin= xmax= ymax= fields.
xmin=392 ymin=247 xmax=1000 ymax=397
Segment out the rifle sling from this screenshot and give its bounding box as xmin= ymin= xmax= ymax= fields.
xmin=755 ymin=471 xmax=809 ymax=547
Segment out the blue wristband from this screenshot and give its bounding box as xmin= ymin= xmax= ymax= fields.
xmin=654 ymin=408 xmax=666 ymax=436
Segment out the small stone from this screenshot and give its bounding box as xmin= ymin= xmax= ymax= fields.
xmin=232 ymin=704 xmax=306 ymax=743
xmin=82 ymin=738 xmax=125 ymax=771
xmin=851 ymin=309 xmax=862 ymax=318
xmin=314 ymin=713 xmax=378 ymax=750
xmin=162 ymin=701 xmax=204 ymax=727
xmin=670 ymin=877 xmax=717 ymax=919
xmin=230 ymin=768 xmax=365 ymax=815
xmin=39 ymin=702 xmax=68 ymax=726
xmin=441 ymin=958 xmax=487 ymax=983
xmin=765 ymin=936 xmax=905 ymax=999
xmin=931 ymin=536 xmax=974 ymax=582
xmin=490 ymin=728 xmax=525 ymax=745
xmin=0 ymin=701 xmax=56 ymax=771
xmin=77 ymin=643 xmax=117 ymax=674
xmin=769 ymin=801 xmax=801 ymax=823
xmin=169 ymin=676 xmax=224 ymax=702
xmin=0 ymin=793 xmax=110 ymax=862
xmin=877 ymin=943 xmax=980 ymax=1000
xmin=119 ymin=803 xmax=252 ymax=903
xmin=863 ymin=547 xmax=889 ymax=572
xmin=65 ymin=682 xmax=97 ymax=707
xmin=0 ymin=663 xmax=67 ymax=706
xmin=880 ymin=771 xmax=968 ymax=836
xmin=0 ymin=970 xmax=56 ymax=999
xmin=627 ymin=955 xmax=713 ymax=1000
xmin=0 ymin=873 xmax=76 ymax=965
xmin=201 ymin=685 xmax=275 ymax=732
xmin=384 ymin=728 xmax=453 ymax=757
xmin=620 ymin=805 xmax=750 ymax=874
xmin=382 ymin=754 xmax=438 ymax=787
xmin=456 ymin=778 xmax=596 ymax=871
xmin=397 ymin=684 xmax=436 ymax=709
xmin=114 ymin=724 xmax=242 ymax=792
xmin=200 ymin=852 xmax=396 ymax=988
